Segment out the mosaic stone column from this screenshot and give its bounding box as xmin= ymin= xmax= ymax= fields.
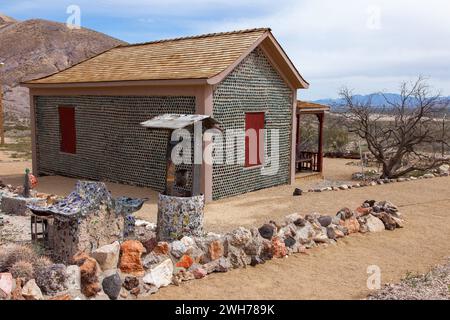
xmin=156 ymin=193 xmax=205 ymax=241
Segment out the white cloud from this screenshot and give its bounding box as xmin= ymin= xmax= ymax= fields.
xmin=2 ymin=0 xmax=449 ymax=99
xmin=193 ymin=0 xmax=450 ymax=99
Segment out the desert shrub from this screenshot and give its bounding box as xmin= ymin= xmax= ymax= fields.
xmin=10 ymin=260 xmax=34 ymax=282
xmin=33 ymin=256 xmax=53 ymax=277
xmin=325 ymin=126 xmax=350 ymax=153
xmin=0 ymin=244 xmax=37 ymax=271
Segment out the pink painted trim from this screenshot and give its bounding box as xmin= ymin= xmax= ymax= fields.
xmin=22 ymin=78 xmax=208 ymax=89
xmin=290 ymin=90 xmax=298 ymax=184
xmin=197 ymin=85 xmax=214 ymax=203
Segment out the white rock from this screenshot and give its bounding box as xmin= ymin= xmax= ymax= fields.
xmin=135 ymin=220 xmax=157 ymax=230
xmin=313 ymin=227 xmax=329 ymax=243
xmin=65 ymin=265 xmax=81 ymax=291
xmin=92 ymin=241 xmax=120 ymax=271
xmin=365 ymin=215 xmax=385 ymax=232
xmin=294 ymin=222 xmax=314 ymax=243
xmin=339 ymin=184 xmax=348 ymax=190
xmin=227 ymin=227 xmax=252 ymax=247
xmin=180 ymin=236 xmax=196 ymax=250
xmin=206 ymin=232 xmax=222 ymax=238
xmin=392 ymin=216 xmax=405 ymax=228
xmin=439 ymin=164 xmax=449 ymax=174
xmin=170 ymin=241 xmax=187 ymax=258
xmin=22 ymin=279 xmax=43 ymax=300
xmin=135 ymin=219 xmax=150 ymax=227
xmin=143 ymin=259 xmax=174 ymax=288
xmin=285 ymin=213 xmax=302 ymax=224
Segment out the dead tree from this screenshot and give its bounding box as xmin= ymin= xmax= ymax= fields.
xmin=339 ymin=77 xmax=449 ymax=178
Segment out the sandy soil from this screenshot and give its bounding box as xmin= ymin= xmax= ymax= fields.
xmin=148 ymin=177 xmax=450 ymax=300
xmin=1 ymin=157 xmax=449 ymax=299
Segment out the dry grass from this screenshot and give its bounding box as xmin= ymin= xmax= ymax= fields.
xmin=0 ymin=136 xmax=32 ymax=160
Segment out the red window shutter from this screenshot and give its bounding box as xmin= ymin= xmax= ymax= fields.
xmin=245 ymin=112 xmax=264 ymax=167
xmin=58 ymin=106 xmax=76 ymax=154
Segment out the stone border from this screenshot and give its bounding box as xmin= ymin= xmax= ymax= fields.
xmin=306 ymin=170 xmax=450 ymax=193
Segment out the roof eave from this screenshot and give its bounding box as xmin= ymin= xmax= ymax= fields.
xmin=21 ymin=78 xmax=209 ymax=89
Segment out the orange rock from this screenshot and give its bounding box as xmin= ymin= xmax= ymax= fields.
xmin=11 ymin=278 xmax=25 ymax=300
xmin=175 ymin=255 xmax=194 ymax=269
xmin=119 ymin=240 xmax=146 ymax=276
xmin=208 ymin=240 xmax=224 ymax=261
xmin=339 ymin=217 xmax=360 ymax=234
xmin=79 ymin=256 xmax=101 ymax=297
xmin=271 ymin=237 xmax=287 ymax=258
xmin=72 ymin=251 xmax=90 ymax=266
xmin=49 ymin=294 xmax=72 ymax=300
xmin=153 ymin=242 xmax=170 ymax=255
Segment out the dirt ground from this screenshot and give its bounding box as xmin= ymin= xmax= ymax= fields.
xmin=1 ymin=157 xmax=449 ymax=299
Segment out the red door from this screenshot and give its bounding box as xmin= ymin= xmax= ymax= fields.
xmin=58 ymin=106 xmax=76 ymax=154
xmin=245 ymin=112 xmax=264 ymax=167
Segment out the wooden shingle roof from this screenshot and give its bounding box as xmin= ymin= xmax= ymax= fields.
xmin=24 ymin=28 xmax=308 ymax=88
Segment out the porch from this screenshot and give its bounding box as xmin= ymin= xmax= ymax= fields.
xmin=295 ymin=101 xmax=330 ymax=178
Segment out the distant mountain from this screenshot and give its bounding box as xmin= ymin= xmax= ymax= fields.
xmin=0 ymin=14 xmax=17 ymax=27
xmin=313 ymin=93 xmax=450 ymax=110
xmin=0 ymin=15 xmax=126 ymax=118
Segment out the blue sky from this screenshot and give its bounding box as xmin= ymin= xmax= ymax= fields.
xmin=1 ymin=0 xmax=449 ymax=100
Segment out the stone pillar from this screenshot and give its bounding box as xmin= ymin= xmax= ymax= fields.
xmin=156 ymin=193 xmax=205 ymax=242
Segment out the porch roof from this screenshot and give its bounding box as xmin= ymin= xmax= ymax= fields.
xmin=297 ymin=101 xmax=330 ymax=114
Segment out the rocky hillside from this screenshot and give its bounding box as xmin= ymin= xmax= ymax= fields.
xmin=0 ymin=15 xmax=126 ymax=118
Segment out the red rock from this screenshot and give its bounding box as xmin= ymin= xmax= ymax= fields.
xmin=356 ymin=207 xmax=371 ymax=217
xmin=119 ymin=240 xmax=146 ymax=276
xmin=153 ymin=242 xmax=170 ymax=255
xmin=208 ymin=240 xmax=224 ymax=261
xmin=271 ymin=237 xmax=287 ymax=258
xmin=142 ymin=237 xmax=158 ymax=253
xmin=175 ymin=255 xmax=194 ymax=269
xmin=339 ymin=217 xmax=360 ymax=234
xmin=193 ymin=267 xmax=207 ymax=279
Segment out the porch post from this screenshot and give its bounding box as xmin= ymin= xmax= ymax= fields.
xmin=196 ymin=85 xmax=214 ymax=202
xmin=317 ymin=112 xmax=324 ymax=173
xmin=289 ymin=92 xmax=298 ymax=184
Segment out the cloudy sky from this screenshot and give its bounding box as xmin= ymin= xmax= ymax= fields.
xmin=1 ymin=0 xmax=449 ymax=100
